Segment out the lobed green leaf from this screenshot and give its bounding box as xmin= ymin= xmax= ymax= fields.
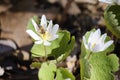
xmin=80 ymin=29 xmax=119 ymax=80
xmin=38 ymin=62 xmax=56 ymax=80
xmin=55 ymin=68 xmax=75 ymax=80
xmin=31 ymin=30 xmax=75 ymax=63
xmin=30 ymin=62 xmax=41 ymax=68
xmin=104 ymin=5 xmax=120 ymax=38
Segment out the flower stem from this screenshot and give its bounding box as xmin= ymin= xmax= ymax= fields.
xmin=87 ymin=52 xmax=92 ymax=60
xmin=44 ymin=46 xmax=47 ymax=61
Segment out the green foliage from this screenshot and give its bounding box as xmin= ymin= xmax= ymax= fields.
xmin=80 ymin=58 xmax=91 ymax=80
xmin=88 ymin=53 xmax=119 ymax=80
xmin=50 ymin=30 xmax=75 ymax=63
xmin=31 ymin=31 xmax=63 ymax=57
xmin=38 ymin=62 xmax=56 ymax=80
xmin=56 ymin=68 xmax=75 ymax=80
xmin=27 ymin=16 xmax=40 ymax=34
xmin=38 ymin=62 xmax=75 ymax=80
xmin=102 ymin=36 xmax=114 ymax=54
xmin=31 ymin=30 xmax=75 ymax=63
xmin=80 ymin=29 xmax=94 ymax=58
xmin=27 ymin=16 xmax=75 ymax=80
xmin=30 ymin=62 xmax=41 ymax=68
xmin=80 ymin=29 xmax=119 ymax=80
xmin=104 ymin=5 xmax=120 ymax=38
xmin=26 ymin=16 xmax=75 ymax=63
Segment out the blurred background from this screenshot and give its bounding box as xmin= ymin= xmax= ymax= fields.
xmin=0 ymin=0 xmax=120 ymax=80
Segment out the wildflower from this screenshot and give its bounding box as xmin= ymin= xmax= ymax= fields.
xmin=99 ymin=0 xmax=120 ymax=5
xmin=0 ymin=66 xmax=4 ymax=76
xmin=83 ymin=29 xmax=113 ymax=52
xmin=26 ymin=15 xmax=59 ymax=46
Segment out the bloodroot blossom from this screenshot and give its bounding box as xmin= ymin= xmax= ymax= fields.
xmin=99 ymin=0 xmax=120 ymax=5
xmin=26 ymin=15 xmax=59 ymax=46
xmin=83 ymin=29 xmax=113 ymax=52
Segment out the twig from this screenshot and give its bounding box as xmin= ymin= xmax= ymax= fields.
xmin=44 ymin=45 xmax=47 ymax=61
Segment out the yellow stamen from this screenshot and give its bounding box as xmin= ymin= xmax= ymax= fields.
xmin=92 ymin=43 xmax=96 ymax=48
xmin=38 ymin=26 xmax=52 ymax=40
xmin=39 ymin=26 xmax=45 ymax=34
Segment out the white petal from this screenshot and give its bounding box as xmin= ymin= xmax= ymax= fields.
xmin=88 ymin=42 xmax=93 ymax=51
xmin=94 ymin=29 xmax=101 ymax=36
xmin=31 ymin=19 xmax=39 ymax=32
xmin=47 ymin=20 xmax=53 ymax=32
xmin=52 ymin=24 xmax=59 ymax=34
xmin=99 ymin=0 xmax=113 ymax=4
xmin=102 ymin=40 xmax=113 ymax=51
xmin=88 ymin=32 xmax=93 ymax=43
xmin=98 ymin=33 xmax=107 ymax=44
xmin=41 ymin=15 xmax=47 ymax=30
xmin=26 ymin=30 xmax=42 ymax=40
xmin=88 ymin=29 xmax=101 ymax=47
xmin=83 ymin=36 xmax=88 ymax=49
xmin=118 ymin=0 xmax=120 ymax=5
xmin=100 ymin=33 xmax=107 ymax=42
xmin=44 ymin=40 xmax=51 ymax=46
xmin=35 ymin=40 xmax=43 ymax=44
xmin=92 ymin=29 xmax=101 ymax=42
xmin=93 ymin=44 xmax=102 ymax=52
xmin=48 ymin=35 xmax=58 ymax=41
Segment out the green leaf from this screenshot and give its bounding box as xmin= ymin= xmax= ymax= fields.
xmin=30 ymin=62 xmax=41 ymax=68
xmin=80 ymin=53 xmax=119 ymax=80
xmin=38 ymin=62 xmax=56 ymax=80
xmin=31 ymin=31 xmax=64 ymax=57
xmin=80 ymin=31 xmax=92 ymax=79
xmin=27 ymin=16 xmax=75 ymax=61
xmin=104 ymin=5 xmax=120 ymax=38
xmin=80 ymin=29 xmax=119 ymax=80
xmin=80 ymin=58 xmax=91 ymax=80
xmin=87 ymin=53 xmax=119 ymax=80
xmin=56 ymin=68 xmax=75 ymax=80
xmin=50 ymin=30 xmax=75 ymax=63
xmin=31 ymin=30 xmax=75 ymax=63
xmin=107 ymin=54 xmax=119 ymax=72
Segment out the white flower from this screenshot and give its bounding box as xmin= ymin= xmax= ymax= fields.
xmin=99 ymin=0 xmax=120 ymax=5
xmin=83 ymin=29 xmax=113 ymax=52
xmin=0 ymin=66 xmax=4 ymax=76
xmin=26 ymin=15 xmax=59 ymax=46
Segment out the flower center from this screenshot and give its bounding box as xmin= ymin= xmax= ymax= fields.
xmin=92 ymin=43 xmax=96 ymax=48
xmin=39 ymin=26 xmax=52 ymax=40
xmin=39 ymin=26 xmax=46 ymax=34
